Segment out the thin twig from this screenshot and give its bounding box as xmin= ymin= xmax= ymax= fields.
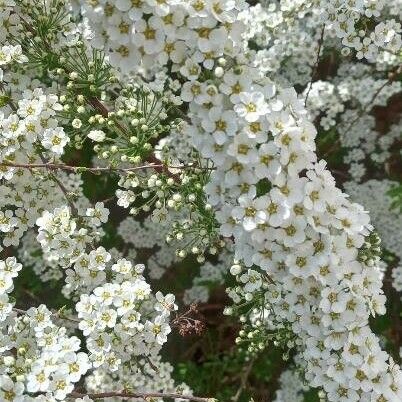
xmin=322 ymin=64 xmax=402 ymax=159
xmin=68 ymin=391 xmax=213 ymax=402
xmin=50 ymin=171 xmax=79 ymax=216
xmin=321 ymin=138 xmax=340 ymax=159
xmin=171 ymin=304 xmax=205 ymax=336
xmin=0 ymin=161 xmax=213 ymax=174
xmin=1 ymin=161 xmax=162 ymax=173
xmin=231 ymin=358 xmax=255 ymax=402
xmin=341 ymin=64 xmax=402 ymax=135
xmin=305 ymin=24 xmax=326 ymax=106
xmin=38 ymin=153 xmax=79 ymax=216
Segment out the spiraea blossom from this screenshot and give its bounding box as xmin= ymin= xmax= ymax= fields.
xmin=0 ymin=0 xmax=401 ymax=401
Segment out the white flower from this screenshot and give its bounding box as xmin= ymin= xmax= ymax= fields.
xmin=201 ymin=107 xmax=237 ymax=144
xmin=134 ymin=19 xmax=165 ymax=55
xmin=234 ymin=92 xmax=268 ymax=122
xmin=26 ymin=365 xmax=51 ymax=393
xmin=144 ymin=315 xmax=171 ymax=345
xmin=255 ymin=143 xmax=281 ymax=180
xmin=61 ymin=352 xmax=90 ymax=383
xmin=0 ymin=210 xmax=17 ymax=232
xmin=50 ymin=371 xmax=74 ymax=400
xmin=89 ymin=247 xmax=111 ymax=271
xmin=86 ymin=202 xmax=109 ymax=226
xmin=155 ymin=292 xmax=178 ymax=315
xmin=255 ymin=192 xmax=290 ymax=227
xmin=227 ymin=132 xmax=258 ymax=164
xmin=239 ymin=269 xmax=262 ymax=293
xmin=0 ymin=376 xmax=24 ymax=402
xmin=42 ymin=127 xmax=69 ymax=155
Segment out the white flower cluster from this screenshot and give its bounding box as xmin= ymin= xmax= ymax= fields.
xmin=36 ymin=205 xmax=109 ymax=297
xmin=0 ymin=257 xmax=21 ymax=321
xmin=0 ymin=256 xmax=90 ymax=401
xmin=74 ymin=1 xmax=402 ymax=400
xmin=0 ymin=88 xmax=68 ymax=159
xmin=76 ymin=264 xmax=177 ymax=371
xmin=118 ymin=216 xmax=178 ymax=279
xmin=0 ymin=0 xmax=400 ymax=400
xmin=307 ymin=65 xmax=401 ymax=132
xmin=32 ymin=199 xmax=179 ymax=380
xmin=81 ymin=0 xmax=246 ymax=74
xmin=239 ymin=0 xmax=402 ymax=188
xmin=189 ymin=68 xmax=399 ymax=400
xmin=238 ymin=2 xmax=323 ymax=86
xmin=0 ymin=304 xmax=90 ymax=401
xmin=305 ymin=62 xmax=401 ymax=182
xmin=273 ymin=368 xmax=308 ymax=402
xmin=0 ymin=163 xmax=86 ymax=250
xmin=0 ymin=44 xmax=27 ymax=67
xmin=318 ymin=0 xmax=401 ymax=60
xmin=371 ymin=120 xmax=402 ymax=165
xmin=239 ymin=0 xmax=402 ymax=91
xmin=13 ymin=169 xmax=95 ymax=283
xmin=344 ymin=180 xmax=402 ymax=299
xmin=0 ymin=84 xmax=87 ymax=251
xmin=344 ymin=180 xmax=402 ymax=261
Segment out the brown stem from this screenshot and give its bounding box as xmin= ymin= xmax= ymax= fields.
xmin=1 ymin=161 xmax=163 ymax=173
xmin=305 ymin=24 xmax=326 ymax=107
xmin=322 ymin=64 xmax=402 ymax=159
xmin=341 ymin=64 xmax=402 ymax=135
xmin=38 ymin=153 xmax=79 ymax=216
xmin=0 ymin=162 xmax=213 ymax=174
xmin=68 ymin=391 xmax=213 ymax=402
xmin=231 ymin=358 xmax=255 ymax=402
xmin=50 ymin=171 xmax=79 ymax=216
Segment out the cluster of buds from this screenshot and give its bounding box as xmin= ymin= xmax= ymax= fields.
xmin=358 ymin=231 xmax=382 ymax=266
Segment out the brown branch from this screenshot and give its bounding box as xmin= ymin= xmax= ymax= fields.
xmin=231 ymin=358 xmax=255 ymax=402
xmin=305 ymin=24 xmax=326 ymax=106
xmin=50 ymin=170 xmax=79 ymax=216
xmin=68 ymin=391 xmax=214 ymax=402
xmin=37 ymin=153 xmax=79 ymax=216
xmin=320 ymin=138 xmax=340 ymax=159
xmin=1 ymin=161 xmax=163 ymax=174
xmin=341 ymin=64 xmax=402 ymax=136
xmin=331 ymin=169 xmax=350 ymax=179
xmin=0 ymin=161 xmax=213 ymax=174
xmin=322 ymin=64 xmax=402 ymax=159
